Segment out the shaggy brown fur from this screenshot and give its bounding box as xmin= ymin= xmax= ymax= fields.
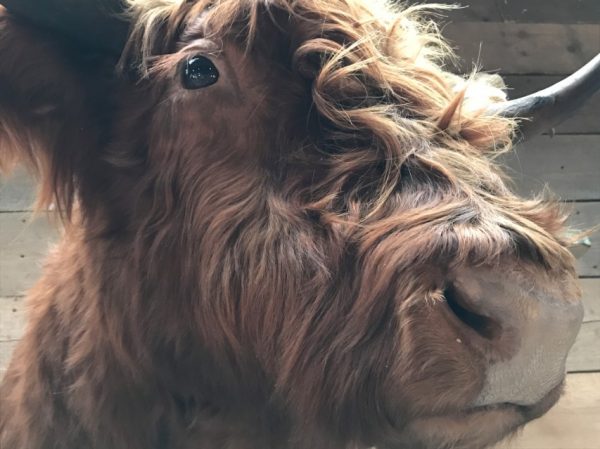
xmin=0 ymin=1 xmax=579 ymax=448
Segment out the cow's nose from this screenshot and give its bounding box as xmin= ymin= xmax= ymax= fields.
xmin=445 ymin=267 xmax=584 ymax=407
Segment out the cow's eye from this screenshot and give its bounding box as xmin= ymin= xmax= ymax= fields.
xmin=181 ymin=56 xmax=219 ymax=89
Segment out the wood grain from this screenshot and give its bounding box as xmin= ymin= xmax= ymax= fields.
xmin=0 ymin=212 xmax=60 ymax=297
xmin=580 ymin=279 xmax=600 ymax=323
xmin=0 ymin=296 xmax=25 ymax=342
xmin=502 ymin=135 xmax=600 ymax=201
xmin=0 ymin=168 xmax=37 ymax=212
xmin=0 ymin=340 xmax=17 ymax=376
xmin=0 ymin=296 xmax=24 ymax=376
xmin=420 ymin=0 xmax=600 ymax=24
xmin=443 ymin=22 xmax=600 ymax=75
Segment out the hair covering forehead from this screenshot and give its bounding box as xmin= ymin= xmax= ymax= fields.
xmin=122 ymin=0 xmax=573 ymax=271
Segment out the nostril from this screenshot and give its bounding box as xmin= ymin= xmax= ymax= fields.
xmin=443 ymin=285 xmax=501 ymax=340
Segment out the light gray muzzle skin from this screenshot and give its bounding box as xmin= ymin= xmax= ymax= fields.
xmin=451 ymin=268 xmax=584 ymax=408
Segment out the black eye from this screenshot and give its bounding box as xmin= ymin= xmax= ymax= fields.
xmin=181 ymin=55 xmax=219 ymax=89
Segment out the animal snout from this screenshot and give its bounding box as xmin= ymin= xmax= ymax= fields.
xmin=443 ymin=267 xmax=584 ymax=408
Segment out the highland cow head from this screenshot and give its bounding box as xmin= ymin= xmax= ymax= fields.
xmin=2 ymin=1 xmax=597 ymax=448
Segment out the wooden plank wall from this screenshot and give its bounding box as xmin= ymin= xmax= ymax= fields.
xmin=432 ymin=2 xmax=600 ymax=447
xmin=435 ymin=0 xmax=600 ymax=375
xmin=0 ymin=1 xmax=599 ymax=447
xmin=442 ymin=0 xmax=600 ymax=371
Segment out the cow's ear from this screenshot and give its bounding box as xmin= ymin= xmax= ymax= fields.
xmin=0 ymin=8 xmax=101 ymax=217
